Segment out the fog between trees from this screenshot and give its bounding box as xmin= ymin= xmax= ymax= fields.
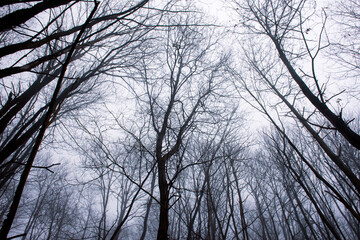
xmin=0 ymin=0 xmax=359 ymax=239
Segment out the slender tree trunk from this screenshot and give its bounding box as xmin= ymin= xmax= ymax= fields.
xmin=186 ymin=179 xmax=205 ymax=240
xmin=140 ymin=171 xmax=156 ymax=240
xmin=230 ymin=160 xmax=249 ymax=240
xmin=284 ymin=186 xmax=312 ymax=240
xmin=204 ymin=171 xmax=216 ymax=240
xmin=250 ymin=184 xmax=270 ymax=240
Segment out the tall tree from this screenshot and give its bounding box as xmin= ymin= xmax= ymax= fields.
xmin=120 ymin=13 xmax=230 ymax=238
xmin=0 ymin=0 xmax=161 ymax=238
xmin=230 ymin=0 xmax=360 ymax=235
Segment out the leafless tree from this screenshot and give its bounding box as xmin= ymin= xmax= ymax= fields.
xmin=230 ymin=0 xmax=360 ymax=238
xmin=232 ymin=0 xmax=360 ymax=148
xmin=118 ymin=10 xmax=230 ymax=238
xmin=0 ymin=0 xmax=164 ymax=238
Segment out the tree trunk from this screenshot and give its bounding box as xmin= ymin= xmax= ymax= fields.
xmin=157 ymin=158 xmax=169 ymax=240
xmin=140 ymin=171 xmax=156 ymax=240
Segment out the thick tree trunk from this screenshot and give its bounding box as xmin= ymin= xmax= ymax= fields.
xmin=157 ymin=158 xmax=169 ymax=240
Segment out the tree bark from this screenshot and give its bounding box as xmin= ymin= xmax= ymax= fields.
xmin=157 ymin=157 xmax=169 ymax=240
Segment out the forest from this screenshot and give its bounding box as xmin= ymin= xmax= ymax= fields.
xmin=0 ymin=0 xmax=359 ymax=239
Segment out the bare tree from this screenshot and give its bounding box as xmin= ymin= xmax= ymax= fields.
xmin=229 ymin=0 xmax=360 ymax=237
xmin=328 ymin=0 xmax=360 ymax=79
xmin=1 ymin=156 xmax=85 ymax=240
xmin=118 ymin=10 xmax=230 ymax=238
xmin=0 ymin=0 xmax=155 ymax=188
xmin=232 ymin=0 xmax=360 ymax=148
xmin=0 ymin=0 xmax=164 ymax=238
